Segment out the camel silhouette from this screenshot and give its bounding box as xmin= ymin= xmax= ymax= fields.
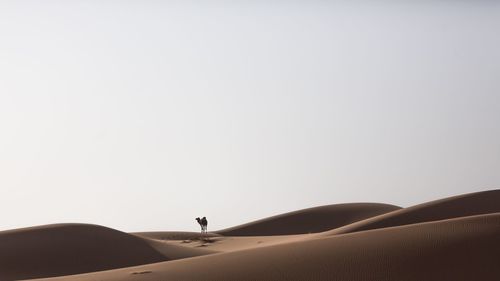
xmin=196 ymin=217 xmax=208 ymax=235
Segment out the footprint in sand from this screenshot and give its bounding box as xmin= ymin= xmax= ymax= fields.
xmin=131 ymin=270 xmax=152 ymax=275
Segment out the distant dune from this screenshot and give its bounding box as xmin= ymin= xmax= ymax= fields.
xmin=216 ymin=202 xmax=401 ymax=236
xmin=2 ymin=190 xmax=499 ymax=281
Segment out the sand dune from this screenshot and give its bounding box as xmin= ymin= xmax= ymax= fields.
xmin=216 ymin=203 xmax=401 ymax=236
xmin=323 ymin=189 xmax=500 ymax=236
xmin=133 ymin=231 xmax=221 ymax=241
xmin=2 ymin=190 xmax=499 ymax=281
xmin=0 ymin=224 xmax=198 ymax=281
xmin=33 ymin=213 xmax=500 ymax=281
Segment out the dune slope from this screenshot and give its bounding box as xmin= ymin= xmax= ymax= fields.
xmin=0 ymin=224 xmax=170 ymax=280
xmin=323 ymin=189 xmax=500 ymax=235
xmin=216 ymin=202 xmax=400 ymax=236
xmin=34 ymin=213 xmax=500 ymax=281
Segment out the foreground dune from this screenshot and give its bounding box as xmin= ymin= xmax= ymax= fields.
xmin=2 ymin=190 xmax=498 ymax=281
xmin=34 ymin=213 xmax=500 ymax=281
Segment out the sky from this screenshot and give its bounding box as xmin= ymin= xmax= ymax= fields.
xmin=0 ymin=1 xmax=499 ymax=232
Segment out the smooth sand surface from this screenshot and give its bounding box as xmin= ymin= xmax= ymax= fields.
xmin=2 ymin=190 xmax=498 ymax=281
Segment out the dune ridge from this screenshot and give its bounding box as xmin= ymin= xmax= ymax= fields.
xmin=322 ymin=189 xmax=500 ymax=236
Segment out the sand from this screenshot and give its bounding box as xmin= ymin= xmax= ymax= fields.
xmin=2 ymin=190 xmax=499 ymax=281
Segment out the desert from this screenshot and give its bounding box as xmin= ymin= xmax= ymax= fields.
xmin=2 ymin=1 xmax=499 ymax=281
xmin=1 ymin=190 xmax=499 ymax=281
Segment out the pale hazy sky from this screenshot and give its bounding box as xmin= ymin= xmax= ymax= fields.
xmin=0 ymin=1 xmax=499 ymax=232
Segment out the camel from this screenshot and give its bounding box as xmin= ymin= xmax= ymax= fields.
xmin=196 ymin=217 xmax=208 ymax=235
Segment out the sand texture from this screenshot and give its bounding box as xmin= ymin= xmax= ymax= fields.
xmin=2 ymin=190 xmax=499 ymax=281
